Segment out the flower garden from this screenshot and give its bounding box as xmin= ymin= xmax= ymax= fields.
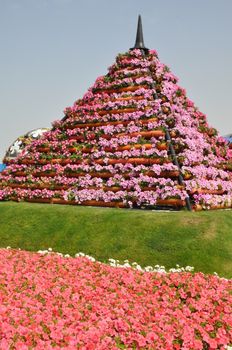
xmin=0 ymin=17 xmax=232 ymax=350
xmin=1 ymin=48 xmax=232 ymax=210
xmin=0 ymin=248 xmax=231 ymax=349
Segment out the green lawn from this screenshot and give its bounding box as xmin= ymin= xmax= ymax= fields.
xmin=0 ymin=201 xmax=232 ymax=278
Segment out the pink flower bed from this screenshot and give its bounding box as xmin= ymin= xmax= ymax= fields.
xmin=0 ymin=249 xmax=231 ymax=349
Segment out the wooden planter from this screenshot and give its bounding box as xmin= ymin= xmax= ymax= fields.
xmin=103 ymin=143 xmax=153 ymax=153
xmin=193 ymin=204 xmax=203 ymax=211
xmin=67 ymin=135 xmax=85 ymax=142
xmin=65 ymin=172 xmax=85 ymax=178
xmin=98 ymin=107 xmax=137 ymax=116
xmin=190 ymin=189 xmax=225 ymax=195
xmin=52 ymin=185 xmax=69 ymax=190
xmin=94 ymin=158 xmax=165 ymax=166
xmin=9 ymin=184 xmax=29 ymax=189
xmin=33 ymin=184 xmax=49 ymax=189
xmin=102 ymin=85 xmax=148 ymax=94
xmin=90 ymin=172 xmax=112 ymax=179
xmin=52 ymin=198 xmax=76 ymax=205
xmin=103 ymin=186 xmax=121 ymax=192
xmin=65 ymin=171 xmax=113 ymax=179
xmin=139 ymin=117 xmax=157 ymax=125
xmin=65 ymin=170 xmax=180 ymax=180
xmin=28 ymin=184 xmax=68 ymax=190
xmin=193 ymin=204 xmax=230 ymax=211
xmin=157 ymin=143 xmax=168 ymax=151
xmin=10 ymin=197 xmax=19 ymax=202
xmin=82 ymin=186 xmax=121 ymax=192
xmin=52 ymin=198 xmax=126 ymax=208
xmin=119 ymin=130 xmax=165 ymax=139
xmin=20 ymin=159 xmax=35 ymax=165
xmin=50 ymin=159 xmax=84 ymax=165
xmin=149 ymin=158 xmax=167 ymax=165
xmin=102 ymin=130 xmax=164 ymax=140
xmin=33 ymin=172 xmax=56 ymax=177
xmin=126 ymin=170 xmax=180 ymax=178
xmin=82 ymin=148 xmax=92 ymax=154
xmin=60 ymin=159 xmax=74 ymax=165
xmin=141 ymin=187 xmax=157 ymax=191
xmin=66 ymin=117 xmax=158 ymax=131
xmin=160 ymin=171 xmax=180 ymax=178
xmin=13 ymin=171 xmax=27 ymax=177
xmin=82 ymin=200 xmax=126 ymax=208
xmin=68 ymin=147 xmax=78 ymax=153
xmin=37 ymin=147 xmax=50 ymax=153
xmin=51 ymin=159 xmax=62 ymax=164
xmin=25 ymin=198 xmax=52 ymax=204
xmin=156 ymin=199 xmax=185 ymax=207
xmin=38 ymin=159 xmax=49 ymax=165
xmin=112 ymin=96 xmax=145 ymax=102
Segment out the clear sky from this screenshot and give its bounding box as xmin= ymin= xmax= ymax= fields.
xmin=0 ymin=0 xmax=232 ymax=161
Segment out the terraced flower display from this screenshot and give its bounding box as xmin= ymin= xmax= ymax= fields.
xmin=0 ymin=249 xmax=231 ymax=349
xmin=0 ymin=20 xmax=232 ymax=210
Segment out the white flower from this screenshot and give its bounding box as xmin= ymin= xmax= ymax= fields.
xmin=86 ymin=255 xmax=95 ymax=262
xmin=75 ymin=252 xmax=85 ymax=257
xmin=37 ymin=250 xmax=48 ymax=255
xmin=122 ymin=263 xmax=131 ymax=268
xmin=144 ymin=266 xmax=154 ymax=272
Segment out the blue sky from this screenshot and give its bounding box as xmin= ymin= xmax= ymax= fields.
xmin=0 ymin=0 xmax=232 ymax=161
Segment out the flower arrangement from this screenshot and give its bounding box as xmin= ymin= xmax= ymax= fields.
xmin=0 ymin=48 xmax=232 ymax=210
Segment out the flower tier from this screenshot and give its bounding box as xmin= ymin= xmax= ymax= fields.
xmin=1 ymin=49 xmax=232 ymax=210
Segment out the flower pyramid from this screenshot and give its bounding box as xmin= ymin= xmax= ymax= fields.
xmin=1 ymin=18 xmax=232 ymax=211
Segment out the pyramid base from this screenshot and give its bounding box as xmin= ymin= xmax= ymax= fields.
xmin=5 ymin=197 xmax=232 ymax=211
xmin=9 ymin=198 xmax=186 ymax=210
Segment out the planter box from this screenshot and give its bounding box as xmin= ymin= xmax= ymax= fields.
xmin=102 ymin=85 xmax=148 ymax=94
xmin=20 ymin=159 xmax=35 ymax=165
xmin=190 ymin=189 xmax=225 ymax=195
xmin=11 ymin=171 xmax=27 ymax=177
xmin=117 ymin=130 xmax=164 ymax=139
xmin=37 ymin=147 xmax=50 ymax=153
xmin=52 ymin=198 xmax=76 ymax=205
xmin=51 ymin=198 xmax=126 ymax=208
xmin=156 ymin=199 xmax=185 ymax=207
xmin=98 ymin=107 xmax=137 ymax=116
xmin=66 ymin=116 xmax=158 ymax=133
xmin=25 ymin=198 xmax=52 ymax=204
xmin=95 ymin=158 xmax=167 ymax=166
xmin=33 ymin=172 xmax=56 ymax=177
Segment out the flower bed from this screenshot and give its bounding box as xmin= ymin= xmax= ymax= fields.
xmin=0 ymin=248 xmax=231 ymax=349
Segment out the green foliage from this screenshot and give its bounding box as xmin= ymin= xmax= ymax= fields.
xmin=0 ymin=202 xmax=231 ymax=278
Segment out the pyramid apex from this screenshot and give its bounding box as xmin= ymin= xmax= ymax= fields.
xmin=131 ymin=15 xmax=149 ymax=52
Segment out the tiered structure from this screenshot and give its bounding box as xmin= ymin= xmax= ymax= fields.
xmin=0 ymin=16 xmax=232 ymax=211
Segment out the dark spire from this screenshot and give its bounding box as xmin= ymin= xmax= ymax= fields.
xmin=131 ymin=15 xmax=148 ymax=52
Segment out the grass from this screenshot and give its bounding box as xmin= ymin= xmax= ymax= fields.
xmin=0 ymin=201 xmax=232 ymax=278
